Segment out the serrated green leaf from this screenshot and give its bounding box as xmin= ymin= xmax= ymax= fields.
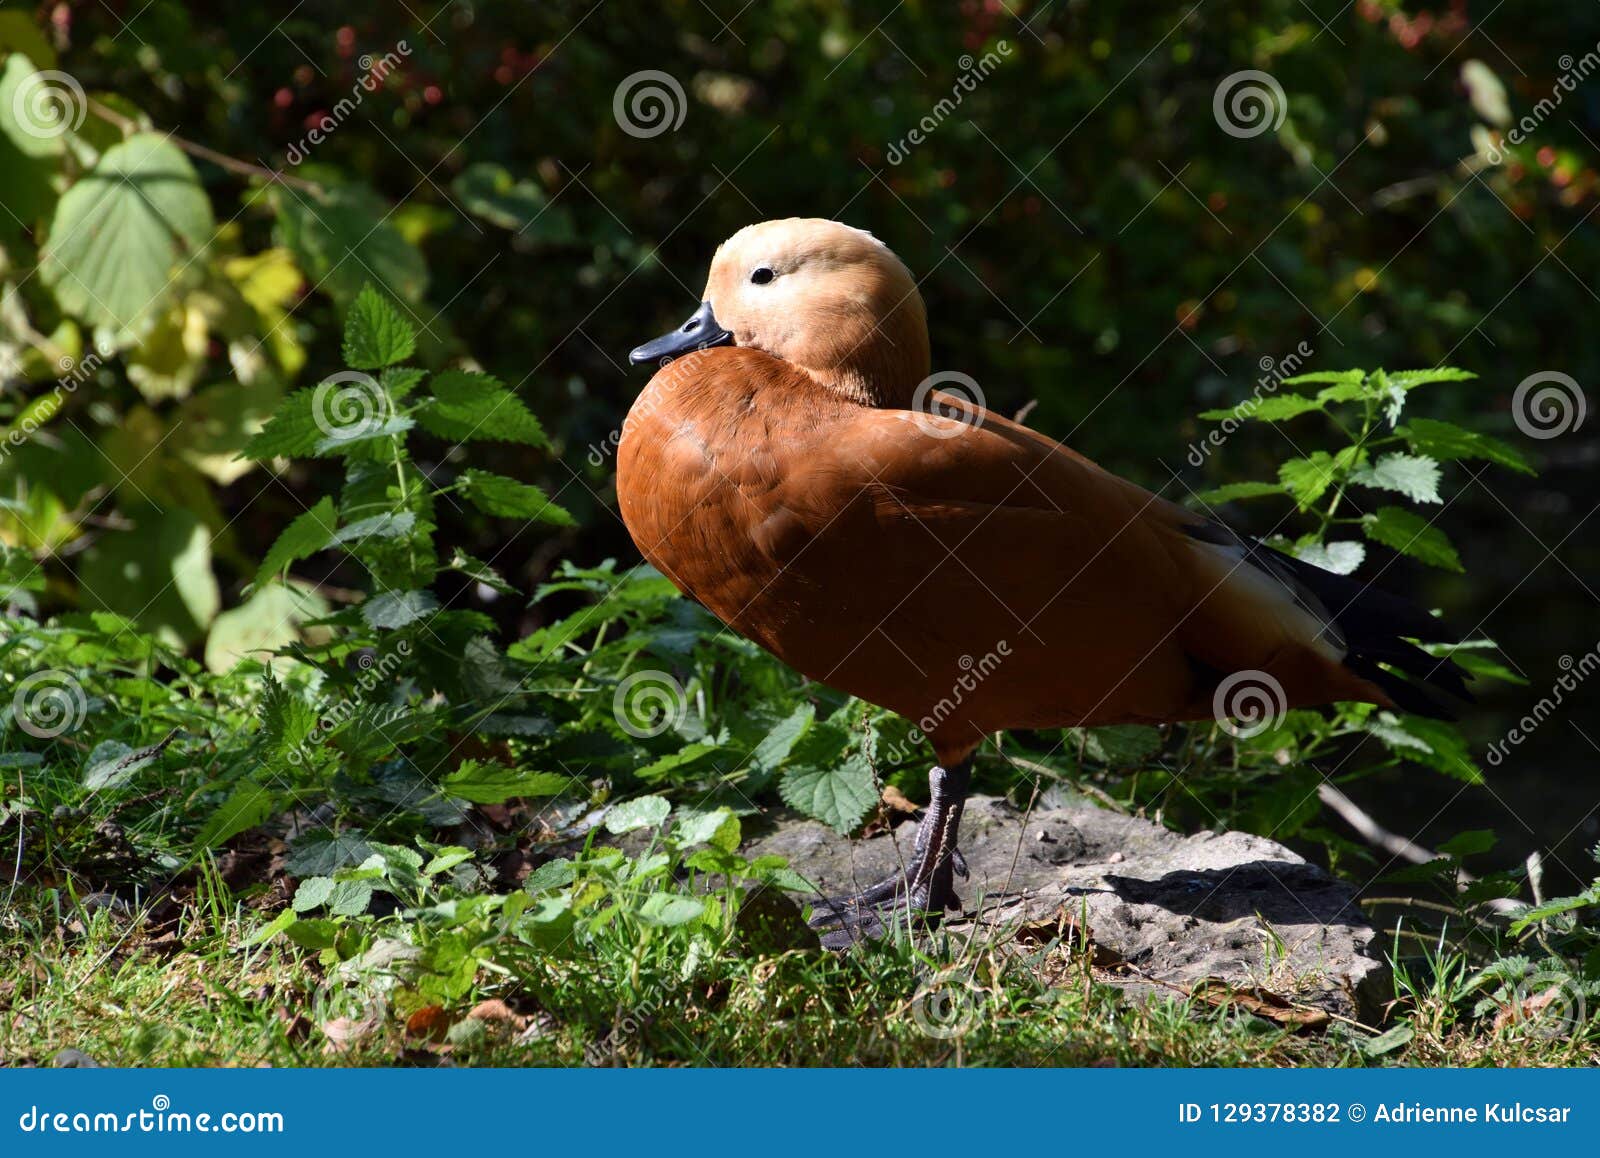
xmin=1199 ymin=394 xmax=1324 ymax=422
xmin=605 ymin=795 xmax=672 ymax=834
xmin=418 ymin=371 xmax=548 ymax=447
xmin=1361 ymin=507 xmax=1463 ymax=572
xmin=360 ymin=588 xmax=438 ymax=629
xmin=271 ymin=181 xmax=427 ymax=305
xmin=254 ymin=497 xmax=337 ymax=588
xmin=524 ymin=858 xmax=577 ymax=893
xmin=442 ymin=761 xmax=574 ymax=804
xmin=1351 ymin=452 xmax=1442 ymax=503
xmin=342 ymin=284 xmax=416 ymax=369
xmin=779 ymin=755 xmax=877 ymax=833
xmin=460 ymin=469 xmax=574 ymax=525
xmin=1402 ymin=417 xmax=1534 ymax=475
xmin=242 ymin=389 xmax=322 ymax=460
xmin=1082 ymin=724 xmax=1163 ymax=765
xmin=1295 ymin=540 xmax=1366 ymax=575
xmin=328 ymin=511 xmax=417 ymax=545
xmin=1278 ymin=453 xmax=1338 ymax=509
xmin=193 ymin=780 xmax=279 ymax=850
xmin=293 ymin=876 xmax=335 ymax=911
xmin=1389 ymin=368 xmax=1478 ymax=391
xmin=751 ymin=704 xmax=815 ymax=775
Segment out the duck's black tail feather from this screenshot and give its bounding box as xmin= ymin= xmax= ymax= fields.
xmin=1276 ymin=551 xmax=1473 ymax=721
xmin=1182 ymin=521 xmax=1472 ymax=720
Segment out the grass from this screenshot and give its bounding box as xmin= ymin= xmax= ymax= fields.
xmin=4 ymin=877 xmax=1596 ymax=1068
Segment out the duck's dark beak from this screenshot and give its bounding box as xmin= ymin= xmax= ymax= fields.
xmin=628 ymin=300 xmax=734 ymax=365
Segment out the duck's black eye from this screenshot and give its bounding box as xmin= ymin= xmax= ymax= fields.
xmin=750 ymin=267 xmax=774 ymax=285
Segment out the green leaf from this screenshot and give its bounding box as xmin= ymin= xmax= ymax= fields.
xmin=636 ymin=741 xmax=720 ymax=782
xmin=750 ymin=704 xmax=815 ymax=775
xmin=676 ymin=808 xmax=742 ymax=853
xmin=342 ymin=284 xmax=416 ymax=369
xmin=1082 ymin=724 xmax=1163 ymax=765
xmin=1193 ymin=481 xmax=1285 ymax=504
xmin=241 ymin=390 xmax=317 ymax=460
xmin=1369 ymin=715 xmax=1480 ymax=781
xmin=638 ymin=894 xmax=706 ymax=927
xmin=779 ymin=755 xmax=877 ymax=833
xmin=442 ymin=761 xmax=574 ymax=804
xmin=1388 ymin=368 xmax=1478 ymax=391
xmin=271 ymin=181 xmax=428 ymax=305
xmin=1437 ymin=829 xmax=1497 ymax=857
xmin=1361 ymin=507 xmax=1463 ymax=572
xmin=1282 ymin=370 xmax=1365 ymax=387
xmin=0 ymin=52 xmax=66 ymax=158
xmin=604 ymin=795 xmax=672 ymax=834
xmin=329 ymin=511 xmax=417 ymax=545
xmin=459 ymin=469 xmax=573 ymax=525
xmin=1278 ymin=453 xmax=1339 ymax=509
xmin=204 ymin=584 xmax=327 ymax=674
xmin=524 ymin=858 xmax=577 ymax=893
xmin=254 ymin=497 xmax=337 ymax=588
xmin=1294 ymin=540 xmax=1365 ymax=575
xmin=1198 ymin=394 xmax=1323 ymax=422
xmin=327 ymin=879 xmax=374 ymax=917
xmin=41 ymin=133 xmax=215 ymax=337
xmin=419 ymin=371 xmax=548 ymax=447
xmin=242 ymin=908 xmax=297 ymax=947
xmin=293 ymin=876 xmax=335 ymax=912
xmin=1350 ymin=453 xmax=1442 ymax=503
xmin=82 ymin=739 xmax=162 ymax=790
xmin=360 ymin=588 xmax=438 ymax=629
xmin=194 ymin=781 xmax=278 ymax=849
xmin=1402 ymin=417 xmax=1534 ymax=476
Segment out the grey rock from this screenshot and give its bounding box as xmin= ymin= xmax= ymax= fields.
xmin=745 ymin=795 xmax=1387 ymax=1021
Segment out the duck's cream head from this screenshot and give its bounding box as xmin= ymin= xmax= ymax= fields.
xmin=629 ymin=218 xmax=930 ymax=407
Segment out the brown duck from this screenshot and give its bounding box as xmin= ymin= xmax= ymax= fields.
xmin=616 ymin=218 xmax=1465 ymax=946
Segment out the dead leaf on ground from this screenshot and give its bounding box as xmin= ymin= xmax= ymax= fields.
xmin=465 ymin=999 xmax=528 ymax=1029
xmin=1492 ymin=985 xmax=1567 ymax=1032
xmin=1187 ymin=980 xmax=1330 ymax=1028
xmin=320 ymin=1007 xmax=383 ymax=1054
xmin=405 ymin=1003 xmax=453 ymax=1041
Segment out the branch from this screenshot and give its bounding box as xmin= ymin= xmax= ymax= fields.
xmin=85 ymin=98 xmax=324 ymax=195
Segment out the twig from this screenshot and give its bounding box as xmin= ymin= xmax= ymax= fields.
xmin=85 ymin=98 xmax=323 ymax=195
xmin=1318 ymin=783 xmax=1521 ymax=917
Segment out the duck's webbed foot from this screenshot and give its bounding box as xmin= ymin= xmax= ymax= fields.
xmin=806 ymin=758 xmax=972 ymax=950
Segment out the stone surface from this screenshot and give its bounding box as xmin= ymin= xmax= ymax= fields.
xmin=745 ymin=795 xmax=1387 ymax=1021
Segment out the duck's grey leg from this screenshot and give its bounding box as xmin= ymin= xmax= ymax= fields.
xmin=806 ymin=757 xmax=972 ymax=949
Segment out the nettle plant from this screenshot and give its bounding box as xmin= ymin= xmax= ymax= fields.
xmin=203 ymin=285 xmax=577 ymax=848
xmin=1157 ymin=366 xmax=1532 ymax=847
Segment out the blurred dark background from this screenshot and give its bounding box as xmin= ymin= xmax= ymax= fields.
xmin=2 ymin=0 xmax=1597 ymax=882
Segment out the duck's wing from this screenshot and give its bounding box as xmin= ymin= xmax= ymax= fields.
xmin=787 ymin=402 xmax=1462 ymax=720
